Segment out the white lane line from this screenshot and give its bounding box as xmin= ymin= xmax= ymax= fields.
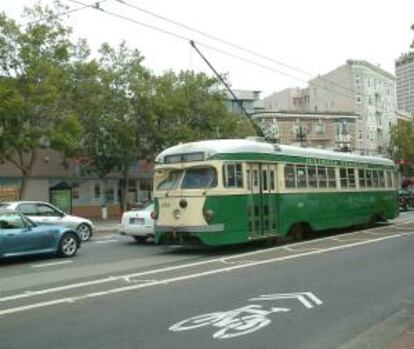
xmin=283 ymin=246 xmax=320 ymax=252
xmin=0 ymin=233 xmax=408 ymax=317
xmin=2 ymin=229 xmax=412 ymax=304
xmin=329 ymin=237 xmax=368 ymax=242
xmin=31 ymin=261 xmax=73 ymax=268
xmin=94 ymin=239 xmax=119 ymax=244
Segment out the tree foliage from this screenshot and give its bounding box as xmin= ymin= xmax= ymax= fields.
xmin=0 ymin=3 xmax=82 ymax=197
xmin=390 ymin=119 xmax=414 ymax=176
xmin=0 ymin=3 xmax=255 ymax=203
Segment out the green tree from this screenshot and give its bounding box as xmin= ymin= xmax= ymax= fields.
xmin=0 ymin=4 xmax=82 ymax=198
xmin=390 ymin=119 xmax=414 ymax=177
xmin=68 ymin=42 xmax=153 ymax=211
xmin=150 ymin=70 xmax=255 ymax=154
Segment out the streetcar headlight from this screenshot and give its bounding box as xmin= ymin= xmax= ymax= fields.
xmin=203 ymin=209 xmax=214 ymax=222
xmin=173 ymin=209 xmax=181 ymax=220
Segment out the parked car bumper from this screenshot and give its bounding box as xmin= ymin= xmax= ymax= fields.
xmin=117 ymin=224 xmax=154 ymax=237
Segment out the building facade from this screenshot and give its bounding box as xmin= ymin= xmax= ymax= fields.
xmin=0 ymin=149 xmax=153 ymax=219
xmin=252 ymin=111 xmax=357 ymax=151
xmin=396 ymin=51 xmax=414 ymax=114
xmin=308 ymin=60 xmax=397 ymax=155
xmin=225 ymin=90 xmax=264 ymax=115
xmin=263 ymin=87 xmax=309 ymax=112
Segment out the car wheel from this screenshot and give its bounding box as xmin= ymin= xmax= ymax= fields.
xmin=77 ymin=223 xmax=92 ymax=242
xmin=133 ymin=236 xmax=147 ymax=243
xmin=58 ymin=233 xmax=78 ymax=258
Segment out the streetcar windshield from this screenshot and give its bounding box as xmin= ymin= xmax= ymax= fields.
xmin=157 ymin=170 xmax=183 ymax=190
xmin=181 ymin=167 xmax=217 ymax=189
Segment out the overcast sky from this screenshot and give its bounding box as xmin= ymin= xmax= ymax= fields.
xmin=2 ymin=0 xmax=414 ymax=97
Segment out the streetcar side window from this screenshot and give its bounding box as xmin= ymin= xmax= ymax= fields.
xmin=223 ymin=164 xmax=243 ymax=188
xmin=308 ymin=166 xmax=317 ymax=188
xmin=379 ymin=171 xmax=385 ymax=187
xmin=340 ymin=168 xmax=348 ymax=188
xmin=253 ymin=170 xmax=259 ymax=187
xmin=284 ymin=164 xmax=295 ymax=188
xmin=296 ymin=165 xmax=307 ymax=188
xmin=247 ymin=169 xmax=251 ymax=190
xmin=385 ymin=171 xmax=392 ymax=188
xmin=317 ymin=166 xmax=328 ymax=188
xmin=348 ymin=169 xmax=356 ymax=188
xmin=270 ymin=170 xmax=275 ymax=190
xmin=359 ymin=169 xmax=366 ymax=188
xmin=262 ymin=170 xmax=268 ymax=191
xmin=340 ymin=168 xmax=356 ymax=188
xmin=372 ymin=171 xmax=379 ymax=188
xmin=366 ymin=170 xmax=373 ymax=187
xmin=327 ymin=167 xmax=336 ymax=188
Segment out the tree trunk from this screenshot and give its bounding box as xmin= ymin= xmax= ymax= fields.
xmin=18 ymin=170 xmax=29 ymax=200
xmin=121 ymin=167 xmax=129 ymax=213
xmin=9 ymin=149 xmax=37 ymax=200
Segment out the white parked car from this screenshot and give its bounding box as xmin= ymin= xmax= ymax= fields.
xmin=0 ymin=201 xmax=95 ymax=242
xmin=118 ymin=202 xmax=155 ymax=243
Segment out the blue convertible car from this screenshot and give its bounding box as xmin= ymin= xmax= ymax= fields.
xmin=0 ymin=210 xmax=81 ymax=259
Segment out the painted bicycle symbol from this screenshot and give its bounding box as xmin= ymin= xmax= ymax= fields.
xmin=169 ymin=292 xmax=322 ymax=339
xmin=169 ymin=304 xmax=290 ymax=339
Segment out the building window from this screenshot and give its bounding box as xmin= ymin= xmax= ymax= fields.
xmin=105 ymin=186 xmax=115 ymax=203
xmin=314 ymin=121 xmax=325 ymax=134
xmin=356 ymin=95 xmax=362 ymax=104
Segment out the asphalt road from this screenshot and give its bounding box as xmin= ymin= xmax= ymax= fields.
xmin=0 ymin=213 xmax=413 ymax=349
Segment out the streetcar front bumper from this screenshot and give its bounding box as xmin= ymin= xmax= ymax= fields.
xmin=155 ymin=224 xmax=224 ymax=245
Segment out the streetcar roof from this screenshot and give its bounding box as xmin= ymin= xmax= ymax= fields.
xmin=155 ymin=139 xmax=394 ymax=166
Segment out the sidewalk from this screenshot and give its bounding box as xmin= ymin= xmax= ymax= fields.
xmin=386 ymin=326 xmax=414 ymax=349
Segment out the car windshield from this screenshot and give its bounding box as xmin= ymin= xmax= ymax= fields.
xmin=181 ymin=167 xmax=217 ymax=189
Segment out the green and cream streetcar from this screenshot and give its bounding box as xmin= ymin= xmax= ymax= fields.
xmin=153 ymin=138 xmax=398 ymax=246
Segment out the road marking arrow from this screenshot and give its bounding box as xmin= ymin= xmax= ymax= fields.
xmin=249 ymin=292 xmax=323 ymax=309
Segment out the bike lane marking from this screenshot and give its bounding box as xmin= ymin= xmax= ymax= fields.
xmin=0 ymin=232 xmax=407 ymax=317
xmin=169 ymin=292 xmax=322 ymax=339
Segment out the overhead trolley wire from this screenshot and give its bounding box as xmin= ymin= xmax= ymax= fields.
xmin=115 ymin=0 xmax=365 ymax=99
xmin=66 ymin=0 xmax=359 ymax=101
xmin=24 ymin=0 xmax=110 ymax=26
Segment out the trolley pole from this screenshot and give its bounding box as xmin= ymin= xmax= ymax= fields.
xmin=189 ymin=40 xmax=265 ymax=138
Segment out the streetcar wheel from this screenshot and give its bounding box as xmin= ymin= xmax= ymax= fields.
xmin=288 ymin=224 xmax=307 ymax=241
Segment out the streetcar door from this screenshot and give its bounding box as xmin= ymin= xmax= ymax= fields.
xmin=247 ymin=163 xmax=276 ymax=238
xmin=247 ymin=163 xmax=262 ymax=237
xmin=261 ymin=164 xmax=276 ymax=236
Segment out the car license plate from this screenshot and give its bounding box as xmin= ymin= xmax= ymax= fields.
xmin=129 ymin=217 xmax=144 ymax=225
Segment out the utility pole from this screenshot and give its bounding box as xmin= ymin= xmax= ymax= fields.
xmin=189 ymin=40 xmax=265 ymax=138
